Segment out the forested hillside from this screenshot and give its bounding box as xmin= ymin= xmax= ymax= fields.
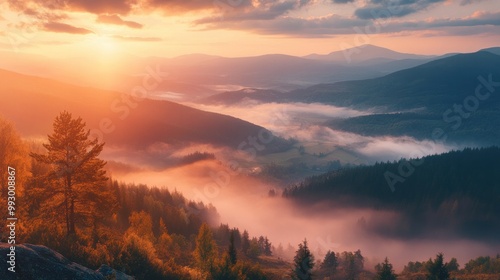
xmin=0 ymin=113 xmax=278 ymax=279
xmin=284 ymin=147 xmax=500 ymax=239
xmin=327 ymin=111 xmax=500 ymax=146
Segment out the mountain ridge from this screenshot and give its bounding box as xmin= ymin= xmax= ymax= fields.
xmin=0 ymin=68 xmax=292 ymax=152
xmin=304 ymin=44 xmax=433 ymax=63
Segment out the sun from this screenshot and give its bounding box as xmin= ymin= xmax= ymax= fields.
xmin=89 ymin=35 xmax=117 ymax=55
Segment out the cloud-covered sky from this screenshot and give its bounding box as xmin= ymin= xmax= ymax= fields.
xmin=1 ymin=0 xmax=498 ymax=57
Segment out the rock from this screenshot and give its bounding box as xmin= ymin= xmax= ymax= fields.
xmin=97 ymin=264 xmax=135 ymax=280
xmin=0 ymin=243 xmax=133 ymax=280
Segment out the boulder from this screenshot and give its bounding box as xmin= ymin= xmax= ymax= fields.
xmin=0 ymin=243 xmax=133 ymax=280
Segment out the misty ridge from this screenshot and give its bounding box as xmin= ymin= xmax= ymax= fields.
xmin=1 ymin=43 xmax=500 ymax=280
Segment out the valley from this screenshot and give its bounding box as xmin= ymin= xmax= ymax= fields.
xmin=1 ymin=1 xmax=499 ymax=277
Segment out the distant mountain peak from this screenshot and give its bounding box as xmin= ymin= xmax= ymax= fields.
xmin=304 ymin=44 xmax=432 ymax=63
xmin=480 ymin=46 xmax=500 ymax=56
xmin=337 ymin=44 xmax=393 ymax=52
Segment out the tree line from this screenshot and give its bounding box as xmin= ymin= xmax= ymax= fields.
xmin=283 ymin=147 xmax=500 ymax=239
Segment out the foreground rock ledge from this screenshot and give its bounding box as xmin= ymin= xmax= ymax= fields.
xmin=0 ymin=243 xmax=134 ymax=280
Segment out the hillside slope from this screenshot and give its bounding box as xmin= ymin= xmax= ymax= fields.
xmin=302 ymin=51 xmax=500 ymax=145
xmin=289 ymin=51 xmax=500 ymax=110
xmin=284 ymin=147 xmax=500 ymax=240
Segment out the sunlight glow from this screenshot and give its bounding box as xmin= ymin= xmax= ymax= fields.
xmin=88 ymin=35 xmax=117 ymax=55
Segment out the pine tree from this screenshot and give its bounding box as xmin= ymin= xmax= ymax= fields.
xmin=264 ymin=237 xmax=272 ymax=256
xmin=445 ymin=258 xmax=459 ymax=272
xmin=426 ymin=253 xmax=450 ymax=280
xmin=242 ymin=230 xmax=250 ymax=255
xmin=247 ymin=237 xmax=262 ymax=259
xmin=341 ymin=250 xmax=364 ymax=280
xmin=30 ymin=111 xmax=114 ymax=236
xmin=375 ymin=257 xmax=398 ymax=280
xmin=194 ymin=223 xmax=218 ymax=274
xmin=211 ymin=253 xmax=239 ymax=280
xmin=292 ymin=239 xmax=314 ymax=280
xmin=228 ymin=231 xmax=237 ymax=265
xmin=321 ymin=250 xmax=338 ymax=277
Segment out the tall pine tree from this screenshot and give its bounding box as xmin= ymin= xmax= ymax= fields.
xmin=375 ymin=257 xmax=398 ymax=280
xmin=292 ymin=239 xmax=314 ymax=280
xmin=228 ymin=230 xmax=237 ymax=265
xmin=426 ymin=253 xmax=450 ymax=280
xmin=321 ymin=250 xmax=338 ymax=277
xmin=30 ymin=111 xmax=114 ymax=236
xmin=242 ymin=230 xmax=250 ymax=255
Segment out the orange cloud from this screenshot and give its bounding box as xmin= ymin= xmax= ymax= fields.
xmin=96 ymin=14 xmax=143 ymax=29
xmin=112 ymin=35 xmax=162 ymax=41
xmin=43 ymin=22 xmax=94 ymax=34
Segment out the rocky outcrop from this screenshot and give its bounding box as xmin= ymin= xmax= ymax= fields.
xmin=0 ymin=243 xmax=134 ymax=280
xmin=97 ymin=264 xmax=135 ymax=280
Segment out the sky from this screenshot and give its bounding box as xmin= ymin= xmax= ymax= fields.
xmin=1 ymin=0 xmax=499 ymax=58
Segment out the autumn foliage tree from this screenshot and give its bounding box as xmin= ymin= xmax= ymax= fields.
xmin=0 ymin=117 xmax=31 ymax=241
xmin=30 ymin=111 xmax=115 ymax=236
xmin=194 ymin=223 xmax=218 ymax=275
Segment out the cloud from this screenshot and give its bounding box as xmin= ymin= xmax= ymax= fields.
xmin=195 ymin=10 xmax=500 ymax=37
xmin=6 ymin=0 xmax=252 ymax=16
xmin=460 ymin=0 xmax=488 ymax=5
xmin=7 ymin=0 xmax=133 ymax=16
xmin=194 ymin=0 xmax=499 ymax=37
xmin=354 ymin=0 xmax=447 ymax=19
xmin=112 ymin=35 xmax=162 ymax=42
xmin=195 ymin=0 xmax=314 ymax=24
xmin=96 ymin=14 xmax=143 ymax=29
xmin=197 ymin=0 xmax=447 ymax=25
xmin=6 ymin=0 xmax=234 ymax=16
xmin=147 ymin=0 xmax=228 ymax=13
xmin=5 ymin=0 xmax=500 ymax=38
xmin=182 ymin=101 xmax=462 ymax=164
xmin=43 ymin=22 xmax=94 ymax=34
xmin=196 ymin=14 xmax=368 ymax=36
xmin=7 ymin=0 xmax=313 ymax=27
xmin=185 ymin=101 xmax=371 ymax=132
xmin=377 ymin=11 xmax=500 ymax=33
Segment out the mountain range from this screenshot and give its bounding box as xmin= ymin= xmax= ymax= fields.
xmin=0 ymin=69 xmax=292 ymax=153
xmin=0 ymin=45 xmax=456 ymax=102
xmin=304 ymin=44 xmax=434 ymax=64
xmin=3 ymin=45 xmax=500 ymax=151
xmin=203 ymin=49 xmax=500 ymax=146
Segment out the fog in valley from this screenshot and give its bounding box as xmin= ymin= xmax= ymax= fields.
xmin=102 ymin=101 xmax=488 ymax=272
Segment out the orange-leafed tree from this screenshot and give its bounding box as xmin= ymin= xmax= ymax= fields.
xmin=194 ymin=223 xmax=218 ymax=275
xmin=0 ymin=116 xmax=31 ymax=242
xmin=30 ymin=111 xmax=115 ymax=236
xmin=126 ymin=211 xmax=155 ymax=242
